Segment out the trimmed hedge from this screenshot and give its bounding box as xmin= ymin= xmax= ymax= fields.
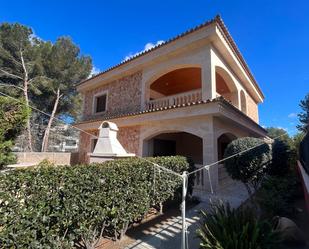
xmin=224 ymin=137 xmax=271 ymax=193
xmin=0 ymin=156 xmax=189 ymax=248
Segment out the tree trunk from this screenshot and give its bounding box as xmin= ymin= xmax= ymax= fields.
xmin=23 ymin=88 xmax=33 ymax=152
xmin=41 ymin=88 xmax=61 ymax=152
xmin=21 ymin=51 xmax=33 ymax=152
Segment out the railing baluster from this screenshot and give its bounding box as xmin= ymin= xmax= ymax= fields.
xmin=145 ymin=89 xmax=202 ymax=110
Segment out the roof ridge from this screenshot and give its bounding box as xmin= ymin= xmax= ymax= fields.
xmin=77 ymin=15 xmax=264 ymax=98
xmin=77 ymin=15 xmax=218 ymax=86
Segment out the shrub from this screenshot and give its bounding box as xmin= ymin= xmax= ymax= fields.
xmin=0 ymin=156 xmax=189 ymax=247
xmin=0 ymin=96 xmax=29 ymax=169
xmin=224 ymin=137 xmax=271 ymax=195
xmin=257 ymin=173 xmax=302 ymax=218
xmin=267 ymin=139 xmax=290 ymax=176
xmin=196 ymin=203 xmax=279 ymax=249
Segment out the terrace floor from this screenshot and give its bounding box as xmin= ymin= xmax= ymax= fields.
xmin=103 ymin=181 xmax=248 ymax=249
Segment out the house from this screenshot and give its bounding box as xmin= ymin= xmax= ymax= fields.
xmin=75 ymin=15 xmax=267 ymax=192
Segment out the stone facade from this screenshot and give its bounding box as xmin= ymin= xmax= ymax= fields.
xmin=83 ymin=71 xmax=142 ymax=121
xmin=78 ymin=130 xmax=98 ymax=164
xmin=78 ymin=126 xmax=140 ymax=163
xmin=117 ymin=126 xmax=141 ymax=155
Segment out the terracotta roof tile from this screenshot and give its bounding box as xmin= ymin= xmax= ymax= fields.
xmin=77 ymin=15 xmax=264 ymax=98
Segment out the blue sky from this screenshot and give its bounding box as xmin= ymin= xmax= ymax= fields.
xmin=1 ymin=0 xmax=308 ymax=135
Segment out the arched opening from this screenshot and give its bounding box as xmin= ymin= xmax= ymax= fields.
xmin=217 ymin=133 xmax=237 ymax=160
xmin=240 ymin=90 xmax=247 ymax=114
xmin=217 ymin=133 xmax=237 ymax=186
xmin=215 ymin=66 xmax=238 ymax=107
xmin=150 ymin=67 xmax=201 ymax=98
xmin=146 ymin=67 xmax=202 ymax=109
xmin=143 ymin=131 xmax=203 ymax=164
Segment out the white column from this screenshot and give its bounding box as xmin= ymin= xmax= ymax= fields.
xmin=201 ymin=46 xmax=216 ymax=101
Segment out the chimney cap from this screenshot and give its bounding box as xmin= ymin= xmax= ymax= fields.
xmin=99 ymin=121 xmax=119 ymax=131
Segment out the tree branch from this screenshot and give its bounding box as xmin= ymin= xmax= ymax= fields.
xmin=0 ymin=68 xmax=23 ymax=80
xmin=28 ymin=75 xmax=53 ymax=85
xmin=0 ymin=46 xmax=22 ymax=67
xmin=0 ymin=82 xmax=24 ymax=92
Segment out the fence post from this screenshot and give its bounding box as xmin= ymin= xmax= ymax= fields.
xmin=181 ymin=171 xmax=188 ymax=249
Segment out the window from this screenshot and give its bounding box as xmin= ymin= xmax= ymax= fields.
xmin=91 ymin=138 xmax=98 ymax=152
xmin=93 ymin=92 xmax=107 ymax=113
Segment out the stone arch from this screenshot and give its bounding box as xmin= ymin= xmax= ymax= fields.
xmin=215 ymin=66 xmax=239 ymax=107
xmin=217 ymin=132 xmax=237 ymax=160
xmin=144 ymin=64 xmax=202 ymax=101
xmin=142 ymin=129 xmax=203 ymax=164
xmin=141 ymin=127 xmax=203 ymax=144
xmin=240 ymin=90 xmax=247 ymax=114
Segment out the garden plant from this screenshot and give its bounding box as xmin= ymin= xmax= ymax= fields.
xmin=0 ymin=156 xmax=190 ymax=248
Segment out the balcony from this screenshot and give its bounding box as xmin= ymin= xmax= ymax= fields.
xmin=145 ymin=89 xmax=202 ymax=110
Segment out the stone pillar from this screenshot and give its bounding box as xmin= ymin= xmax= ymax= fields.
xmin=202 ymin=118 xmax=219 ymax=192
xmin=201 ymin=46 xmax=216 ymax=101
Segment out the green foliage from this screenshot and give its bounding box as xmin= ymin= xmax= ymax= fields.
xmin=196 ymin=203 xmax=279 ymax=249
xmin=297 ymin=93 xmax=309 ymax=132
xmin=0 ymin=96 xmax=29 ymax=168
xmin=266 ymin=127 xmax=290 ymax=142
xmin=37 ymin=36 xmax=92 ymax=119
xmin=223 ymin=137 xmax=271 ymax=192
xmin=268 ymin=139 xmax=290 ymax=176
xmin=0 ymin=156 xmax=189 ymax=247
xmin=0 ymin=23 xmax=43 ymax=97
xmin=0 ymin=22 xmax=92 ymax=151
xmin=257 ymin=173 xmax=301 ymax=218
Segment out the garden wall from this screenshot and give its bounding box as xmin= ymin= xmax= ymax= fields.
xmin=14 ymin=152 xmax=79 ymax=165
xmin=297 ymin=160 xmax=309 ymax=213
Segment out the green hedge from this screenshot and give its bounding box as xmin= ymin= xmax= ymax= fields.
xmin=0 ymin=156 xmax=189 ymax=248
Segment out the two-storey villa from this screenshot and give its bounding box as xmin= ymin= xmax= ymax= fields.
xmin=75 ymin=16 xmax=267 ymax=192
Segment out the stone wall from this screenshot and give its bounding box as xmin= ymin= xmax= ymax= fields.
xmin=15 ymin=152 xmax=79 ymax=165
xmin=246 ymin=94 xmax=259 ymax=123
xmin=117 ymin=126 xmax=141 ymax=155
xmin=83 ymin=71 xmax=142 ymax=120
xmin=78 ymin=126 xmax=140 ymax=164
xmin=78 ymin=130 xmax=98 ymax=164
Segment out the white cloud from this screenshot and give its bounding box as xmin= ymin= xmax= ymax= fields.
xmin=89 ymin=66 xmax=100 ymax=78
xmin=123 ymin=40 xmax=164 ymax=62
xmin=277 ymin=126 xmax=288 ymax=131
xmin=288 ymin=113 xmax=297 ymax=118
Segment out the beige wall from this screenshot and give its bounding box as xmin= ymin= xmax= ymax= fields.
xmin=15 ymin=152 xmax=79 ymax=165
xmin=82 ymin=71 xmax=142 ymax=120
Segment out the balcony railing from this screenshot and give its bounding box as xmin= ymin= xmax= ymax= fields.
xmin=145 ymin=89 xmax=202 ymax=110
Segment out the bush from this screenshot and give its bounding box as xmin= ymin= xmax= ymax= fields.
xmin=0 ymin=96 xmax=29 ymax=169
xmin=224 ymin=137 xmax=271 ymax=194
xmin=257 ymin=173 xmax=302 ymax=218
xmin=267 ymin=139 xmax=290 ymax=176
xmin=0 ymin=156 xmax=189 ymax=247
xmin=196 ymin=203 xmax=279 ymax=249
